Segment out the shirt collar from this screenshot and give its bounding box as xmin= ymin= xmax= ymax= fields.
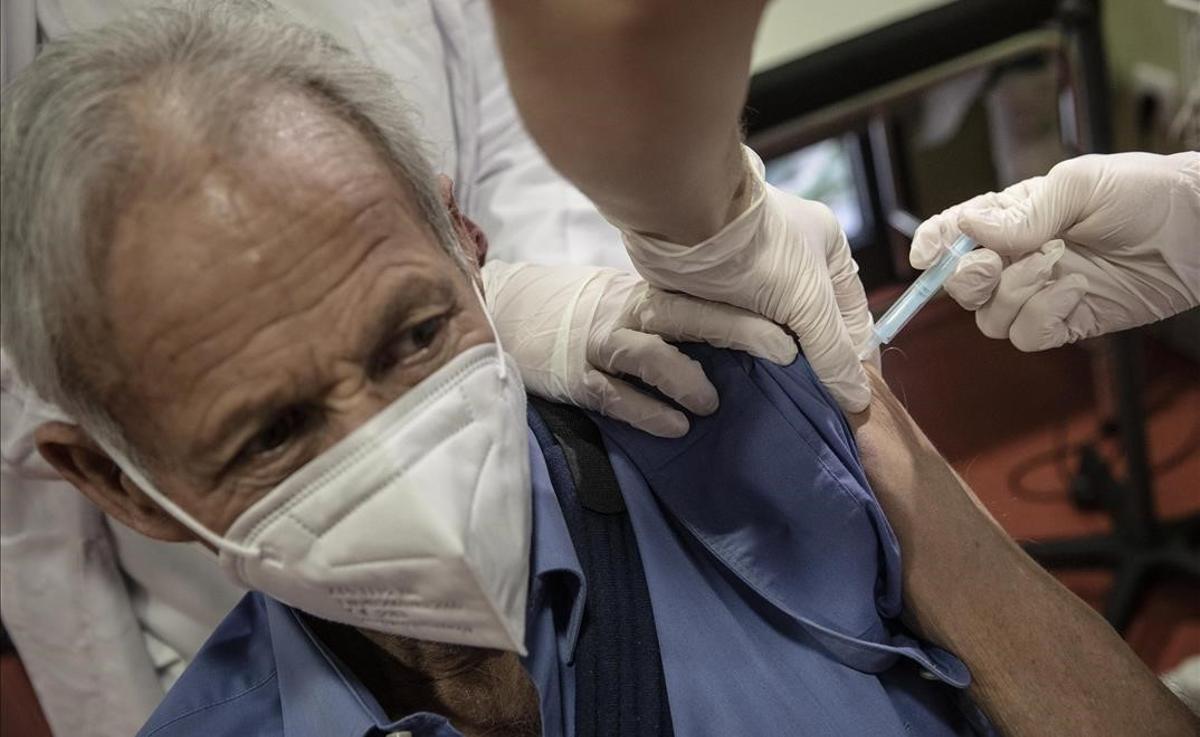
xmin=267 ymin=596 xmax=420 ymax=737
xmin=266 ymin=433 xmax=586 ymax=737
xmin=525 ymin=428 xmax=587 ymax=662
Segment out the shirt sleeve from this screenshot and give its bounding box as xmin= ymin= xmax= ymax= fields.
xmin=460 ymin=0 xmax=633 ymax=270
xmin=2 ymin=353 xmax=165 ymax=737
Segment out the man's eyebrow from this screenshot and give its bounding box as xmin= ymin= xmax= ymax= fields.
xmin=357 ymin=274 xmax=457 ymax=358
xmin=192 ymin=273 xmax=459 ymax=462
xmin=192 ymin=379 xmax=302 ymax=465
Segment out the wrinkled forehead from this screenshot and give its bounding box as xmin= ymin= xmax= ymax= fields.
xmin=96 ymin=93 xmax=455 ymax=426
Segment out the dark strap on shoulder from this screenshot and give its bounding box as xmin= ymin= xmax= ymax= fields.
xmin=527 ymin=398 xmax=674 ymax=737
xmin=531 ymin=400 xmax=627 ymax=515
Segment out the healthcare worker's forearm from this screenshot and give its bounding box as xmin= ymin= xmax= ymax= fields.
xmin=487 ymin=0 xmax=767 ymax=244
xmin=852 ymin=374 xmax=1198 ymax=737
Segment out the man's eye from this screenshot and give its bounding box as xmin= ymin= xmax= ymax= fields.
xmin=410 ymin=315 xmax=444 ymax=349
xmin=369 ymin=315 xmax=448 ymax=377
xmin=244 ymin=405 xmax=314 ymax=460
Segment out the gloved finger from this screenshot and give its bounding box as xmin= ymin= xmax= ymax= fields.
xmin=592 ymin=328 xmax=719 ymax=415
xmin=944 ymin=248 xmax=1004 ymax=311
xmin=1007 ymin=274 xmax=1091 ymax=352
xmin=825 ymin=231 xmax=877 ymax=367
xmin=911 ymin=205 xmax=966 ymax=270
xmin=956 ymin=171 xmax=1085 ymax=258
xmin=629 ymin=289 xmax=797 ymax=365
xmin=786 ymin=282 xmax=872 ymax=413
xmin=581 ymin=369 xmax=690 ymax=438
xmin=910 ymin=184 xmax=1021 ymax=269
xmin=974 ymin=243 xmax=1064 ymax=339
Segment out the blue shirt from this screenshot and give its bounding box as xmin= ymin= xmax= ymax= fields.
xmin=138 ymin=347 xmax=994 ymax=737
xmin=137 ymin=430 xmax=584 ymax=737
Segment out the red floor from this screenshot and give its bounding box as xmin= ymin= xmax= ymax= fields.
xmin=875 ymin=288 xmax=1200 ymax=674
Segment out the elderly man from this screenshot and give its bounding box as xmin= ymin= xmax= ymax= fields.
xmin=2 ymin=3 xmax=1194 ymax=737
xmin=0 ymin=2 xmax=639 ymax=732
xmin=0 ymin=2 xmax=734 ymax=729
xmin=0 ymin=4 xmax=954 ymax=736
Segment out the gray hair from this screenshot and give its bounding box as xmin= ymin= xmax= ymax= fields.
xmin=0 ymin=1 xmax=460 ymax=459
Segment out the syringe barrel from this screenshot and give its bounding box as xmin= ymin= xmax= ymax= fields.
xmin=872 ymin=234 xmax=977 ymax=344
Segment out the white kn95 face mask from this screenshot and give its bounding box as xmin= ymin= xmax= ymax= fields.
xmin=99 ymin=294 xmax=533 ymax=654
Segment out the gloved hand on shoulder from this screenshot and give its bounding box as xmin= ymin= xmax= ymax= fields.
xmin=611 ymin=146 xmax=877 ymax=413
xmin=482 ymin=260 xmax=797 ymax=437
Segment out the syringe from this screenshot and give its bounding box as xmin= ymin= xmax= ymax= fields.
xmin=859 ymin=234 xmax=977 ymax=359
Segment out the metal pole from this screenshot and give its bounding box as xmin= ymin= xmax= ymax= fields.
xmin=1111 ymin=330 xmax=1159 ymax=544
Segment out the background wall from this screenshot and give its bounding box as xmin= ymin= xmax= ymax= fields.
xmin=1103 ymin=0 xmax=1188 ymax=151
xmin=751 ymin=0 xmax=953 ymax=72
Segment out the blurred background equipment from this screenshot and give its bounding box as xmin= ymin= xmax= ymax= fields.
xmin=746 ymin=0 xmax=1198 ymax=680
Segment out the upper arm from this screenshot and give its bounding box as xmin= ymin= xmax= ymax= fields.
xmin=464 ymin=0 xmax=629 ymax=267
xmin=486 ymin=0 xmax=767 ymax=243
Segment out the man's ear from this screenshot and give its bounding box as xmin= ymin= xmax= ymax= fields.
xmin=437 ymin=174 xmax=488 ymax=270
xmin=34 ymin=421 xmax=195 ymax=543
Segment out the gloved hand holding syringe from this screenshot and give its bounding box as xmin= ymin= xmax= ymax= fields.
xmin=858 ymin=234 xmax=978 ymax=360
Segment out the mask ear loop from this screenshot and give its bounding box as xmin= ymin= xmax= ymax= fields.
xmin=94 ymin=437 xmax=262 ymax=559
xmin=473 ymin=281 xmax=508 ymax=383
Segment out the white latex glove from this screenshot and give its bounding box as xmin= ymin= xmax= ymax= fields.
xmin=912 ymin=152 xmax=1200 ymax=351
xmin=482 ymin=260 xmax=797 ymax=437
xmin=613 ymin=147 xmax=877 ymax=413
